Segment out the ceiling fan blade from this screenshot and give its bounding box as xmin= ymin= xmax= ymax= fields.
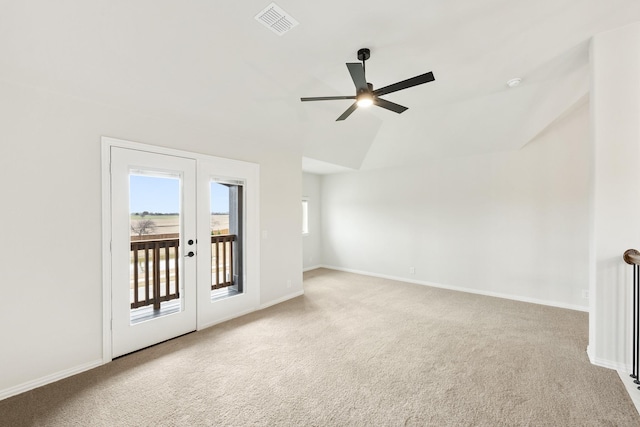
xmin=336 ymin=102 xmax=358 ymax=121
xmin=373 ymin=71 xmax=435 ymax=97
xmin=375 ymin=98 xmax=408 ymax=114
xmin=301 ymin=96 xmax=356 ymax=102
xmin=346 ymin=63 xmax=368 ymax=92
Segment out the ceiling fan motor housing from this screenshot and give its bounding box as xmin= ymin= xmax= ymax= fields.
xmin=357 ymin=83 xmax=374 ymax=96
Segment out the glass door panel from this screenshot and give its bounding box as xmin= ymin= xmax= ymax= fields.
xmin=129 ymin=173 xmax=182 ymax=324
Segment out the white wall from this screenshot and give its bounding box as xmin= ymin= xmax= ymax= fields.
xmin=0 ymin=80 xmax=302 ymax=398
xmin=302 ymin=173 xmax=322 ymax=271
xmin=589 ymin=22 xmax=640 ymax=370
xmin=321 ymin=102 xmax=590 ymax=310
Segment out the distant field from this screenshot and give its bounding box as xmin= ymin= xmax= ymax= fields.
xmin=130 ymin=214 xmax=176 ymax=220
xmin=130 ymin=214 xmax=229 ymax=235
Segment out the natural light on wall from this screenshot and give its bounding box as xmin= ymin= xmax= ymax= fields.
xmin=302 ymin=198 xmax=309 ymax=235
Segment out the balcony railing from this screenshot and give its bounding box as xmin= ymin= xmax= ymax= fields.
xmin=130 ymin=234 xmax=237 ymax=310
xmin=211 ymin=234 xmax=236 ymax=290
xmin=130 ymin=238 xmax=180 ymax=310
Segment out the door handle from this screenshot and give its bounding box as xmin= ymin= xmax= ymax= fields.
xmin=185 ymin=251 xmax=195 ymax=258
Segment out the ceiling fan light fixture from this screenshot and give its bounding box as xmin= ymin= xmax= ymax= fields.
xmin=356 ymin=93 xmax=374 ymax=108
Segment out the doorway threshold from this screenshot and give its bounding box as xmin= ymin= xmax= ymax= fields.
xmin=130 ymin=299 xmax=181 ymax=324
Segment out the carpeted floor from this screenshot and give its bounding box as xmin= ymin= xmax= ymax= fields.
xmin=1 ymin=268 xmax=638 ymax=426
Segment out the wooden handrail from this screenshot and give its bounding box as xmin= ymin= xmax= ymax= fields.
xmin=625 ymin=249 xmax=640 ymax=265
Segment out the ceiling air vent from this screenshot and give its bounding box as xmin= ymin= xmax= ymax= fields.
xmin=255 ymin=2 xmax=299 ymax=36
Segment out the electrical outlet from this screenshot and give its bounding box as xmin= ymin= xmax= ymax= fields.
xmin=409 ymin=267 xmax=415 ymax=275
xmin=581 ymin=290 xmax=589 ymax=299
xmin=287 ymin=279 xmax=292 ymax=288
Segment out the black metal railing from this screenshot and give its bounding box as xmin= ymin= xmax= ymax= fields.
xmin=624 ymin=249 xmax=640 ymax=389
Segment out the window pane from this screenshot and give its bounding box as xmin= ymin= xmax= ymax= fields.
xmin=129 ymin=173 xmax=182 ymax=324
xmin=302 ymin=199 xmax=309 ymax=234
xmin=211 ymin=180 xmax=243 ymax=300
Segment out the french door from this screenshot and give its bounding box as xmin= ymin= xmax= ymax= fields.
xmin=105 ymin=139 xmax=260 ymax=359
xmin=110 ymin=147 xmax=197 ymax=358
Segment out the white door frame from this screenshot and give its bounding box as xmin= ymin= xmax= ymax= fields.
xmin=101 ymin=137 xmax=261 ymax=363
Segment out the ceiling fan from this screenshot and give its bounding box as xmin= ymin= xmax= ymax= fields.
xmin=301 ymin=48 xmax=435 ymax=121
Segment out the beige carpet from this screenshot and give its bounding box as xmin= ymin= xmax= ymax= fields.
xmin=1 ymin=268 xmax=638 ymax=426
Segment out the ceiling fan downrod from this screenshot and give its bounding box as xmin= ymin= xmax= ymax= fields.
xmin=357 ymin=48 xmax=370 ymax=81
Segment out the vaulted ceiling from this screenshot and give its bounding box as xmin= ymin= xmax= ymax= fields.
xmin=2 ymin=1 xmax=639 ymax=173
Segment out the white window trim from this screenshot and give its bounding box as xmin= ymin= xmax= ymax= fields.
xmin=302 ymin=197 xmax=309 ymax=236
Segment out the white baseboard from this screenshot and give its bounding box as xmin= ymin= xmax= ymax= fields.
xmin=586 ymin=345 xmax=595 ymax=365
xmin=587 ymin=346 xmax=631 ymax=372
xmin=260 ymin=290 xmax=304 ymax=310
xmin=303 ymin=265 xmax=322 ymax=272
xmin=198 ymin=306 xmax=259 ymax=331
xmin=199 ymin=290 xmax=305 ymax=329
xmin=0 ymin=359 xmax=103 ymax=401
xmin=618 ymin=370 xmax=640 ymax=415
xmin=319 ymin=265 xmax=589 ymax=313
xmin=591 ymin=357 xmax=631 ymax=372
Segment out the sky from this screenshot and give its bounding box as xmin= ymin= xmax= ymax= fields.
xmin=130 ymin=175 xmax=230 ymax=214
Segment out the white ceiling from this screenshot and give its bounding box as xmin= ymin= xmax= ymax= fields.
xmin=1 ymin=1 xmax=639 ymax=174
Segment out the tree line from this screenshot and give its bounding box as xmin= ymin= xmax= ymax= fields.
xmin=131 ymin=211 xmax=229 ymax=216
xmin=131 ymin=211 xmax=178 ymax=217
